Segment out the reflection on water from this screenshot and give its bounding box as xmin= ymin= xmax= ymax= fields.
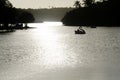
xmin=28 ymin=22 xmax=78 ymax=68
xmin=28 ymin=22 xmax=63 ymax=27
xmin=1 ymin=22 xmax=120 ymax=80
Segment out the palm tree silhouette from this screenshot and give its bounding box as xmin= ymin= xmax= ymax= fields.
xmin=73 ymin=0 xmax=81 ymax=8
xmin=83 ymin=0 xmax=95 ymax=7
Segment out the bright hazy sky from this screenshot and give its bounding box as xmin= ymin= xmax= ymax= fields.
xmin=9 ymin=0 xmax=100 ymax=9
xmin=9 ymin=0 xmax=77 ymax=9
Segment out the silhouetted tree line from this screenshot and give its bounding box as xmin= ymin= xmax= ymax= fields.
xmin=62 ymin=0 xmax=120 ymax=26
xmin=0 ymin=0 xmax=35 ymax=30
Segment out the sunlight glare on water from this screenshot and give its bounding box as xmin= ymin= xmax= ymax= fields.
xmin=28 ymin=22 xmax=78 ymax=69
xmin=28 ymin=22 xmax=63 ymax=35
xmin=43 ymin=22 xmax=63 ymax=26
xmin=28 ymin=22 xmax=63 ymax=27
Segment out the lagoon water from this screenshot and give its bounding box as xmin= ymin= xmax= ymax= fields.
xmin=0 ymin=22 xmax=120 ymax=80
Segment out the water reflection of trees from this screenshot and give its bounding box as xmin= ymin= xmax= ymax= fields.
xmin=0 ymin=0 xmax=35 ymax=31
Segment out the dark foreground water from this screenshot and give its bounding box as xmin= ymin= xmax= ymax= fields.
xmin=0 ymin=22 xmax=120 ymax=80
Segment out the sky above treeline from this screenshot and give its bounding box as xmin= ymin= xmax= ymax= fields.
xmin=9 ymin=0 xmax=100 ymax=9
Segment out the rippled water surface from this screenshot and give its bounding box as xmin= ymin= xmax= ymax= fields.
xmin=0 ymin=22 xmax=120 ymax=80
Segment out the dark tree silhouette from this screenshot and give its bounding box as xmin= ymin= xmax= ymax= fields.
xmin=5 ymin=0 xmax=13 ymax=8
xmin=0 ymin=0 xmax=12 ymax=8
xmin=73 ymin=0 xmax=81 ymax=8
xmin=17 ymin=11 xmax=35 ymax=23
xmin=62 ymin=0 xmax=120 ymax=26
xmin=0 ymin=0 xmax=35 ymax=30
xmin=0 ymin=0 xmax=6 ymax=7
xmin=0 ymin=0 xmax=14 ymax=23
xmin=83 ymin=0 xmax=95 ymax=7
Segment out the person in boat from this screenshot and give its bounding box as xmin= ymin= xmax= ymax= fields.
xmin=77 ymin=29 xmax=79 ymax=32
xmin=79 ymin=26 xmax=82 ymax=29
xmin=76 ymin=26 xmax=85 ymax=33
xmin=77 ymin=26 xmax=84 ymax=31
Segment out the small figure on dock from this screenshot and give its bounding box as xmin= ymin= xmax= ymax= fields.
xmin=24 ymin=23 xmax=28 ymax=29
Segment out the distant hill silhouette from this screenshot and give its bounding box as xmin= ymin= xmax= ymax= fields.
xmin=26 ymin=8 xmax=73 ymax=22
xmin=62 ymin=0 xmax=120 ymax=26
